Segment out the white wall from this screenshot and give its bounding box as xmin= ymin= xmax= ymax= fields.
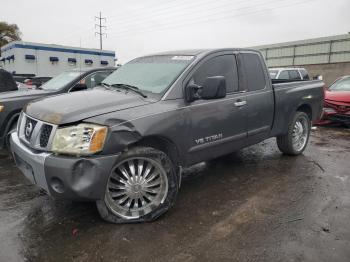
xmin=0 ymin=42 xmax=115 ymax=77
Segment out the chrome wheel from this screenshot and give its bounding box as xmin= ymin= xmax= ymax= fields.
xmin=292 ymin=116 xmax=309 ymax=152
xmin=105 ymin=157 xmax=169 ymax=219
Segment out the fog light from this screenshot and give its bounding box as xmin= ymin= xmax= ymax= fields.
xmin=50 ymin=177 xmax=65 ymax=193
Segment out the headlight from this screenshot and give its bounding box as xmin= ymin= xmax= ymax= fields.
xmin=52 ymin=123 xmax=108 ymax=156
xmin=0 ymin=105 xmax=4 ymax=112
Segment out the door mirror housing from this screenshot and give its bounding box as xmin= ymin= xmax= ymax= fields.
xmin=185 ymin=76 xmax=226 ymax=102
xmin=201 ymin=76 xmax=226 ymax=99
xmin=71 ymin=83 xmax=88 ymax=92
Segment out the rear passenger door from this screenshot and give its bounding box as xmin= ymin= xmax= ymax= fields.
xmin=239 ymin=52 xmax=274 ymax=144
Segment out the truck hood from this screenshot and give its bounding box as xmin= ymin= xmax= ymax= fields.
xmin=325 ymin=90 xmax=350 ymax=103
xmin=24 ymin=88 xmax=154 ymax=125
xmin=0 ymin=89 xmax=52 ymax=101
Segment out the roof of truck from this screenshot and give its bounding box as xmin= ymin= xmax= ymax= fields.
xmin=146 ymin=48 xmax=260 ymax=57
xmin=269 ymin=67 xmax=306 ymax=71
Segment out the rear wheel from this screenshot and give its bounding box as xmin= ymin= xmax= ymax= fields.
xmin=277 ymin=111 xmax=311 ymax=155
xmin=96 ymin=147 xmax=179 ymax=223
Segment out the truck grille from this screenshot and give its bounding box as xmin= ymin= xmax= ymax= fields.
xmin=18 ymin=113 xmax=57 ymax=151
xmin=40 ymin=124 xmax=53 ymax=147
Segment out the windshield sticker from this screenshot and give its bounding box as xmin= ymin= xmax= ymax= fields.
xmin=171 ymin=56 xmax=194 ymax=61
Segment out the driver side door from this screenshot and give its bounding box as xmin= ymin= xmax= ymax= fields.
xmin=185 ymin=53 xmax=247 ymax=164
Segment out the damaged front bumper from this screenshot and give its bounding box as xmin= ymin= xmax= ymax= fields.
xmin=10 ymin=132 xmax=120 ymax=200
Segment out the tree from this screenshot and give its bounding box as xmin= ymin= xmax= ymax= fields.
xmin=0 ymin=21 xmax=22 ymax=48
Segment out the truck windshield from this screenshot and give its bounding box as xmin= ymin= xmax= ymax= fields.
xmin=102 ymin=55 xmax=194 ymax=94
xmin=269 ymin=70 xmax=278 ymax=79
xmin=41 ymin=71 xmax=82 ymax=90
xmin=330 ymin=77 xmax=350 ymax=91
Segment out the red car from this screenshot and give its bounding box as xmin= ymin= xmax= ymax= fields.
xmin=319 ymin=76 xmax=350 ymax=126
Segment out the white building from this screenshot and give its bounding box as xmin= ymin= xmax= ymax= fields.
xmin=0 ymin=41 xmax=116 ymax=77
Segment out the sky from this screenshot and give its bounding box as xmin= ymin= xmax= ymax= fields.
xmin=1 ymin=0 xmax=350 ymax=63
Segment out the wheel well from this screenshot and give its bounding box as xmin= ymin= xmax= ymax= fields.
xmin=297 ymin=104 xmax=312 ymax=120
xmin=4 ymin=113 xmax=20 ymax=135
xmin=132 ymin=136 xmax=181 ymax=167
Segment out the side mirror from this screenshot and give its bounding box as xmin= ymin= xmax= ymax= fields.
xmin=185 ymin=76 xmax=226 ymax=102
xmin=71 ymin=83 xmax=87 ymax=92
xmin=201 ymin=76 xmax=226 ymax=99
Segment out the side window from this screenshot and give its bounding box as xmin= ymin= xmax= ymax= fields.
xmin=84 ymin=71 xmax=113 ymax=89
xmin=300 ymin=69 xmax=309 ymax=80
xmin=278 ymin=70 xmax=290 ymax=79
xmin=191 ymin=55 xmax=238 ymax=93
xmin=288 ymin=70 xmax=301 ymax=80
xmin=241 ymin=53 xmax=266 ymax=91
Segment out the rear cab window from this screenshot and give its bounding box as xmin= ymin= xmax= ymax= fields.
xmin=240 ymin=53 xmax=266 ymax=91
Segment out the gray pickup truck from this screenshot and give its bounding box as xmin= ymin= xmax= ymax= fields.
xmin=10 ymin=49 xmax=324 ymax=223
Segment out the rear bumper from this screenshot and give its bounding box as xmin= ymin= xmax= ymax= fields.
xmin=10 ymin=132 xmax=120 ymax=201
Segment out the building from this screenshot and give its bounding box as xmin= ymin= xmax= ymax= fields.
xmin=251 ymin=34 xmax=350 ymax=86
xmin=0 ymin=41 xmax=116 ymax=77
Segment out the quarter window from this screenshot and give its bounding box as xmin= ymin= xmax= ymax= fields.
xmin=191 ymin=55 xmax=238 ymax=93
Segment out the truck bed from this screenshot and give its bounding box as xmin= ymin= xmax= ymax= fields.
xmin=271 ymin=80 xmax=324 ymax=136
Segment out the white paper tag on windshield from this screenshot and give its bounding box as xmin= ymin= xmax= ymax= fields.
xmin=171 ymin=56 xmax=194 ymax=61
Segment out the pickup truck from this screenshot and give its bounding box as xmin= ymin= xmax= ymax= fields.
xmin=0 ymin=67 xmax=116 ymax=150
xmin=10 ymin=49 xmax=324 ymax=223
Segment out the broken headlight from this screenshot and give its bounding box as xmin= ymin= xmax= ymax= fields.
xmin=52 ymin=123 xmax=108 ymax=156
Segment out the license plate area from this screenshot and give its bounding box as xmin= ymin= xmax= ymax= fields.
xmin=14 ymin=153 xmax=36 ymax=184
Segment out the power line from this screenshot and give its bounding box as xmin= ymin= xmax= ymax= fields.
xmin=106 ymin=0 xmax=238 ymax=27
xmin=106 ymin=0 xmax=269 ymax=33
xmin=108 ymin=0 xmax=318 ymax=39
xmin=95 ymin=11 xmax=107 ymax=50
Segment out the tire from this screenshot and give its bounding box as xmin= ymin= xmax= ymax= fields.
xmin=96 ymin=146 xmax=180 ymax=223
xmin=276 ymin=111 xmax=311 ymax=155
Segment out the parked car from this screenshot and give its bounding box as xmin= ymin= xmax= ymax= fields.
xmin=10 ymin=49 xmax=324 ymax=223
xmin=24 ymin=76 xmax=52 ymax=88
xmin=16 ymin=81 xmax=33 ymax=90
xmin=0 ymin=67 xmax=116 ymax=149
xmin=269 ymin=67 xmax=310 ymax=81
xmin=318 ymin=75 xmax=350 ymax=126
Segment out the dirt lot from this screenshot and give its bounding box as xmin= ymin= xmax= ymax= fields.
xmin=0 ymin=127 xmax=349 ymax=262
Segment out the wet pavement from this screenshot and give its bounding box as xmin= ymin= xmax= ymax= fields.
xmin=0 ymin=126 xmax=349 ymax=262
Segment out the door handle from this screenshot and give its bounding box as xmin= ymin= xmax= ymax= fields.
xmin=234 ymin=100 xmax=247 ymax=107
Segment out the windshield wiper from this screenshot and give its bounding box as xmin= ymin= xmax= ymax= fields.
xmin=100 ymin=82 xmax=112 ymax=89
xmin=108 ymin=83 xmax=148 ymax=98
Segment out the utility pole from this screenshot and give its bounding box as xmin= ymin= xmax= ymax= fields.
xmin=95 ymin=12 xmax=107 ymax=50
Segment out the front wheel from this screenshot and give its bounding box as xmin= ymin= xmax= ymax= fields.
xmin=96 ymin=147 xmax=179 ymax=223
xmin=276 ymin=111 xmax=311 ymax=155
